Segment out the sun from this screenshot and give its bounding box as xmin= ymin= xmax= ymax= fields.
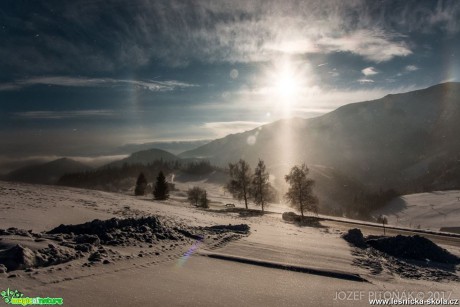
xmin=269 ymin=60 xmax=306 ymax=101
xmin=275 ymin=69 xmax=299 ymax=98
xmin=260 ymin=58 xmax=313 ymax=117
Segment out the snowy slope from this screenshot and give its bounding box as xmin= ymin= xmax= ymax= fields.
xmin=374 ymin=190 xmax=460 ymax=231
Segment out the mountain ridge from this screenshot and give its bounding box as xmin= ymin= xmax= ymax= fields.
xmin=5 ymin=157 xmax=93 ymax=185
xmin=180 ymin=82 xmax=460 ymax=192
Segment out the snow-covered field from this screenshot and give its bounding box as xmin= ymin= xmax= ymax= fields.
xmin=374 ymin=190 xmax=460 ymax=231
xmin=0 ymin=181 xmax=459 ymax=306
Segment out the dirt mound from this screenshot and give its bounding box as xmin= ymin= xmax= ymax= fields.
xmin=204 ymin=224 xmax=250 ymax=234
xmin=342 ymin=228 xmax=366 ymax=248
xmin=366 ymin=235 xmax=460 ymax=264
xmin=48 ymin=217 xmax=179 ymax=245
xmin=343 ymin=229 xmax=460 ymax=282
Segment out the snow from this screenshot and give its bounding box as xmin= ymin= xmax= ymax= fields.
xmin=374 ymin=190 xmax=460 ymax=231
xmin=1 ymin=180 xmax=459 ymax=306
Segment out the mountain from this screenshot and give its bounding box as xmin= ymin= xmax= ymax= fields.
xmin=114 ymin=140 xmax=211 ymax=155
xmin=104 ymin=148 xmax=179 ymax=168
xmin=5 ymin=158 xmax=93 ymax=185
xmin=180 ymin=82 xmax=460 ymax=208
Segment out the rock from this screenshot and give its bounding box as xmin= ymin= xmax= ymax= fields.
xmin=102 ymin=259 xmax=111 ymax=264
xmin=88 ymin=252 xmax=102 ymax=262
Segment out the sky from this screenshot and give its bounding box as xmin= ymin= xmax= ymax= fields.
xmin=0 ymin=0 xmax=460 ymax=171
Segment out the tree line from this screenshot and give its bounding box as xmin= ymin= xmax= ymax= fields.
xmin=225 ymin=159 xmax=318 ymax=217
xmin=133 ymin=158 xmax=319 ymax=218
xmin=58 ymin=159 xmax=220 ymax=192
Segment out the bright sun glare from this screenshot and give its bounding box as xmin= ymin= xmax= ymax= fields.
xmin=265 ymin=59 xmax=310 ymax=117
xmin=275 ymin=69 xmax=299 ymax=98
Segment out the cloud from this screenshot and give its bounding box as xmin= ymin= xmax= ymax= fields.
xmin=12 ymin=110 xmax=117 ymax=120
xmin=6 ymin=0 xmax=454 ymax=75
xmin=203 ymin=121 xmax=267 ymax=137
xmin=357 ymin=78 xmax=375 ymax=84
xmin=0 ymin=76 xmax=196 ymax=92
xmin=318 ymin=30 xmax=411 ymax=62
xmin=361 ymin=67 xmax=378 ymax=76
xmin=210 ymin=76 xmax=424 ymax=119
xmin=405 ymin=65 xmax=419 ymax=72
xmin=264 ymin=39 xmax=319 ymax=54
xmin=428 ymin=1 xmax=460 ymax=33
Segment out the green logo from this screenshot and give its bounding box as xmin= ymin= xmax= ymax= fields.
xmin=1 ymin=289 xmax=63 ymax=306
xmin=1 ymin=289 xmax=23 ymax=304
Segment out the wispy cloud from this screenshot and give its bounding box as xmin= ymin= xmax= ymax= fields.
xmin=5 ymin=0 xmax=457 ymax=74
xmin=203 ymin=121 xmax=267 ymax=137
xmin=357 ymin=78 xmax=375 ymax=84
xmin=0 ymin=76 xmax=196 ymax=92
xmin=361 ymin=67 xmax=378 ymax=76
xmin=405 ymin=65 xmax=419 ymax=72
xmin=318 ymin=30 xmax=411 ymax=62
xmin=13 ymin=110 xmax=117 ymax=120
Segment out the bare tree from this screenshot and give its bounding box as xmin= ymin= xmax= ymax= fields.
xmin=199 ymin=190 xmax=209 ymax=209
xmin=187 ymin=186 xmax=208 ymax=208
xmin=226 ymin=159 xmax=252 ymax=209
xmin=250 ymin=159 xmax=274 ymax=213
xmin=284 ymin=163 xmax=318 ymax=218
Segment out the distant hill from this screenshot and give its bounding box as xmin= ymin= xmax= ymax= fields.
xmin=114 ymin=140 xmax=211 ymax=155
xmin=58 ymin=154 xmax=222 ymax=193
xmin=6 ymin=158 xmax=93 ymax=185
xmin=104 ymin=148 xmax=179 ymax=168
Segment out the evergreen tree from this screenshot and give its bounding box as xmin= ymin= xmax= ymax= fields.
xmin=134 ymin=172 xmax=148 ymax=196
xmin=226 ymin=159 xmax=252 ymax=209
xmin=285 ymin=163 xmax=318 ymax=218
xmin=153 ymin=171 xmax=169 ymax=200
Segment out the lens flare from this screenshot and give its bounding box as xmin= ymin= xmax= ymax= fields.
xmin=176 ymin=237 xmax=204 ymax=268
